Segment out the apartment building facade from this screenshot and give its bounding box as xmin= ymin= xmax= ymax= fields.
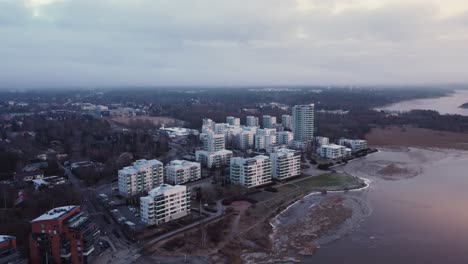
xmin=292 ymin=104 xmax=315 ymax=141
xmin=140 ymin=184 xmax=190 ymax=226
xmin=29 ymin=206 xmax=100 ymax=264
xmin=164 ymin=160 xmax=201 ymax=185
xmin=270 ymin=148 xmax=301 ymax=180
xmin=118 ymin=159 xmax=164 ymax=198
xmin=230 ymin=155 xmax=272 ymax=188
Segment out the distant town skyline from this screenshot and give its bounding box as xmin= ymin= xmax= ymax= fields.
xmin=1 ymin=0 xmax=468 ymax=88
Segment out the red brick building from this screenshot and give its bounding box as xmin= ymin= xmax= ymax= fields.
xmin=0 ymin=235 xmax=18 ymax=264
xmin=29 ymin=206 xmax=100 ymax=264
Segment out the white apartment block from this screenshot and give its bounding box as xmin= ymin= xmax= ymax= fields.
xmin=290 ymin=140 xmax=311 ymax=151
xmin=238 ymin=129 xmax=255 ymax=150
xmin=195 ymin=149 xmax=233 ymax=168
xmin=118 ymin=159 xmax=164 ymax=198
xmin=202 ymin=132 xmax=226 ymax=152
xmin=246 ymin=116 xmax=259 ymax=127
xmin=292 ymin=104 xmax=315 ymax=141
xmin=338 ymin=139 xmax=368 ymax=152
xmin=164 ymin=160 xmax=201 ymax=185
xmin=255 ymin=128 xmax=277 ymax=151
xmin=140 ymin=184 xmax=190 ymax=226
xmin=317 ymin=144 xmax=351 ymax=159
xmin=270 ymin=148 xmax=301 ymax=180
xmin=230 ymin=155 xmax=272 ymax=188
xmin=281 ymin=115 xmax=293 ymax=130
xmin=262 ymin=115 xmax=277 ymax=129
xmin=226 ymin=116 xmax=241 ymax=126
xmin=214 ymin=123 xmax=229 ymax=134
xmin=224 ymin=126 xmax=243 ymax=146
xmin=315 ymin=136 xmax=330 ymax=146
xmin=277 ymin=131 xmax=294 ymax=146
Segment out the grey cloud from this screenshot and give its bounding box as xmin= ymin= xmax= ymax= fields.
xmin=0 ymin=0 xmax=468 ymax=88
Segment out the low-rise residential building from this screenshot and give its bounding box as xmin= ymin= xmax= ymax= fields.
xmin=195 ymin=149 xmax=233 ymax=168
xmin=338 ymin=139 xmax=368 ymax=152
xmin=270 ymin=148 xmax=301 ymax=180
xmin=289 ymin=140 xmax=311 ymax=151
xmin=29 ymin=206 xmax=100 ymax=264
xmin=315 ymin=136 xmax=329 ymax=146
xmin=317 ymin=144 xmax=351 ymax=159
xmin=230 ymin=155 xmax=272 ymax=188
xmin=15 ymin=170 xmax=44 ymax=182
xmin=32 ymin=176 xmax=68 ymax=191
xmin=118 ymin=159 xmax=164 ymax=198
xmin=164 ymin=160 xmax=201 ymax=185
xmin=140 ymin=184 xmax=190 ymax=226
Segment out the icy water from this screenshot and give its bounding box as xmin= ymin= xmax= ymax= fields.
xmin=375 ymin=90 xmax=468 ymax=116
xmin=301 ymin=148 xmax=468 ymax=264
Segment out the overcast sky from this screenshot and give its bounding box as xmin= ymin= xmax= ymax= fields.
xmin=1 ymin=0 xmax=468 ymax=88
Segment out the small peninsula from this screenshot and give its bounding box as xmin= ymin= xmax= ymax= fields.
xmin=460 ymin=103 xmax=468 ymax=109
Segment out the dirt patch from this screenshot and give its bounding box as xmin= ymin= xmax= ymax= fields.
xmin=366 ymin=126 xmax=468 ymax=150
xmin=243 ymin=196 xmax=352 ymax=263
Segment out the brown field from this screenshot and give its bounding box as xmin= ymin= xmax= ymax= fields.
xmin=105 ymin=116 xmax=185 ymax=127
xmin=366 ymin=126 xmax=468 ymax=150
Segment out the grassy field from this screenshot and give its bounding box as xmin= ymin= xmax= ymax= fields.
xmin=292 ymin=172 xmax=365 ymax=191
xmin=245 ymin=173 xmax=366 ymax=219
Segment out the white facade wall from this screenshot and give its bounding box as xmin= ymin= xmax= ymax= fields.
xmin=226 ymin=116 xmax=241 ymax=126
xmin=262 ymin=115 xmax=277 ymax=129
xmin=277 ymin=131 xmax=294 ymax=146
xmin=164 ymin=160 xmax=201 ymax=185
xmin=317 ymin=144 xmax=350 ymax=159
xmin=315 ymin=136 xmax=330 ymax=146
xmin=281 ymin=115 xmax=292 ymax=130
xmin=140 ymin=184 xmax=190 ymax=226
xmin=270 ymin=148 xmax=301 ymax=180
xmin=338 ymin=139 xmax=368 ymax=152
xmin=292 ymin=104 xmax=315 ymax=141
xmin=238 ymin=130 xmax=255 ymax=150
xmin=195 ymin=150 xmax=233 ymax=168
xmin=202 ymin=132 xmax=226 ymax=152
xmin=230 ymin=156 xmax=272 ymax=188
xmin=118 ymin=159 xmax=164 ymax=198
xmin=246 ymin=116 xmax=259 ymax=127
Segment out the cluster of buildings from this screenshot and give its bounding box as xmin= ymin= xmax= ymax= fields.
xmin=195 ymin=104 xmax=316 ymax=169
xmin=315 ymin=137 xmax=368 ymax=159
xmin=117 ymin=159 xmax=198 ymax=226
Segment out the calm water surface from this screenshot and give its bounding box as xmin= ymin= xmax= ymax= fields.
xmin=376 ymin=90 xmax=468 ymax=116
xmin=305 ymin=148 xmax=468 ymax=264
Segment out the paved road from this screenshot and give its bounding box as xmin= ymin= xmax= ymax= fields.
xmin=58 ymin=162 xmax=129 ymax=252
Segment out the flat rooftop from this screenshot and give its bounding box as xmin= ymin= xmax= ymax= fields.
xmin=31 ymin=205 xmax=78 ymax=222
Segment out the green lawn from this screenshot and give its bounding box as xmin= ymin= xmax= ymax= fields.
xmin=295 ymin=172 xmax=365 ymax=191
